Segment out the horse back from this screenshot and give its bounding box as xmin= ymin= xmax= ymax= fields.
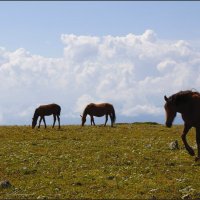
xmin=86 ymin=103 xmax=114 ymax=116
xmin=37 ymin=103 xmax=61 ymax=116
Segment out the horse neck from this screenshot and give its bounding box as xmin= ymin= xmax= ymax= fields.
xmin=33 ymin=109 xmax=39 ymax=120
xmin=83 ymin=107 xmax=88 ymax=117
xmin=176 ymin=102 xmax=191 ymax=114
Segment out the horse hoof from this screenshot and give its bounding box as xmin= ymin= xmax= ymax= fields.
xmin=188 ymin=149 xmax=195 ymax=156
xmin=195 ymin=157 xmax=200 ymax=162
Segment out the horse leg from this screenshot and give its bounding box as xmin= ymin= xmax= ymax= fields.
xmin=92 ymin=116 xmax=95 ymax=126
xmin=104 ymin=114 xmax=108 ymax=126
xmin=43 ymin=117 xmax=47 ymax=128
xmin=52 ymin=114 xmax=56 ymax=128
xmin=109 ymin=114 xmax=113 ymax=127
xmin=57 ymin=115 xmax=60 ymax=129
xmin=90 ymin=116 xmax=95 ymax=126
xmin=181 ymin=124 xmax=194 ymax=156
xmin=195 ymin=127 xmax=200 ymax=161
xmin=38 ymin=117 xmax=42 ymax=128
xmin=90 ymin=116 xmax=93 ymax=126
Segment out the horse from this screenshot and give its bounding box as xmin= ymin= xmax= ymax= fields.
xmin=164 ymin=90 xmax=200 ymax=161
xmin=32 ymin=103 xmax=61 ymax=129
xmin=81 ymin=103 xmax=116 ymax=127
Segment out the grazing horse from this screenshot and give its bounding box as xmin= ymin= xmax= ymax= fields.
xmin=81 ymin=103 xmax=116 ymax=127
xmin=32 ymin=103 xmax=61 ymax=129
xmin=164 ymin=90 xmax=200 ymax=161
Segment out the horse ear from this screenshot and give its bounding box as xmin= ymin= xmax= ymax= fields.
xmin=164 ymin=95 xmax=168 ymax=102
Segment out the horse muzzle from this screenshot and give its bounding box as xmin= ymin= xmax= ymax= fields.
xmin=166 ymin=122 xmax=172 ymax=128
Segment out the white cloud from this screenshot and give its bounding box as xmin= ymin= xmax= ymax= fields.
xmin=121 ymin=104 xmax=162 ymax=117
xmin=141 ymin=29 xmax=157 ymax=42
xmin=157 ymin=59 xmax=176 ymax=72
xmin=0 ymin=29 xmax=200 ymax=125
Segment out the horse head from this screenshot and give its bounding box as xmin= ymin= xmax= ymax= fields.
xmin=32 ymin=117 xmax=37 ymax=129
xmin=80 ymin=115 xmax=86 ymax=126
xmin=164 ymin=95 xmax=177 ymax=128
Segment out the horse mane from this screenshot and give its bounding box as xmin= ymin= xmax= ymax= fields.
xmin=82 ymin=103 xmax=95 ymax=116
xmin=33 ymin=108 xmax=39 ymax=119
xmin=82 ymin=105 xmax=89 ymax=117
xmin=170 ymin=90 xmax=200 ymax=105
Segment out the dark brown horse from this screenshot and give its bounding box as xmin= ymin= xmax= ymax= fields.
xmin=164 ymin=90 xmax=200 ymax=161
xmin=32 ymin=103 xmax=61 ymax=129
xmin=81 ymin=103 xmax=116 ymax=127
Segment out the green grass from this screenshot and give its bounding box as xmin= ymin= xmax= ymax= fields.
xmin=0 ymin=123 xmax=200 ymax=199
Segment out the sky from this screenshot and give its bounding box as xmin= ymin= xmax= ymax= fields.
xmin=0 ymin=1 xmax=200 ymax=125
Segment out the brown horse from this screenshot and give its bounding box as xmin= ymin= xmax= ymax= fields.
xmin=164 ymin=90 xmax=200 ymax=161
xmin=32 ymin=103 xmax=61 ymax=129
xmin=81 ymin=103 xmax=116 ymax=127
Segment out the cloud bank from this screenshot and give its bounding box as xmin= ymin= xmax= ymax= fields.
xmin=0 ymin=30 xmax=200 ymax=125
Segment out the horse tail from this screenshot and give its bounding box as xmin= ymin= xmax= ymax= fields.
xmin=58 ymin=105 xmax=61 ymax=116
xmin=111 ymin=106 xmax=116 ymax=124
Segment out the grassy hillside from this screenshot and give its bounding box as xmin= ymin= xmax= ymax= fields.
xmin=0 ymin=123 xmax=200 ymax=199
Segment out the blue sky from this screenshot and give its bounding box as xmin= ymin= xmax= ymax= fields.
xmin=0 ymin=1 xmax=200 ymax=125
xmin=0 ymin=2 xmax=200 ymax=57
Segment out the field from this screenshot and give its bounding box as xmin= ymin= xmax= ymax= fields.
xmin=0 ymin=123 xmax=200 ymax=199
